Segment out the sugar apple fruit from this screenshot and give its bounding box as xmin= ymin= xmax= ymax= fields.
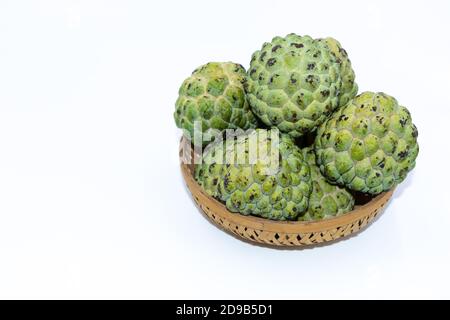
xmin=245 ymin=34 xmax=357 ymax=138
xmin=195 ymin=129 xmax=312 ymax=220
xmin=174 ymin=62 xmax=258 ymax=146
xmin=314 ymin=92 xmax=419 ymax=194
xmin=318 ymin=37 xmax=358 ymax=107
xmin=299 ymin=147 xmax=354 ymax=221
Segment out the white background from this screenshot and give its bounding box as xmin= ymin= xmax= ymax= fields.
xmin=0 ymin=0 xmax=449 ymax=299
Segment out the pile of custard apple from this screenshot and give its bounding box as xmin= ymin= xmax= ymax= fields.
xmin=174 ymin=34 xmax=419 ymax=221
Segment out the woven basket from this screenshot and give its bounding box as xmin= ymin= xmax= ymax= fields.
xmin=179 ymin=137 xmax=394 ymax=247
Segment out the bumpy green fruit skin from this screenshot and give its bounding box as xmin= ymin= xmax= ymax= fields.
xmin=299 ymin=147 xmax=354 ymax=221
xmin=195 ymin=129 xmax=312 ymax=221
xmin=319 ymin=37 xmax=358 ymax=107
xmin=314 ymin=92 xmax=419 ymax=194
xmin=174 ymin=62 xmax=258 ymax=146
xmin=245 ymin=34 xmax=357 ymax=138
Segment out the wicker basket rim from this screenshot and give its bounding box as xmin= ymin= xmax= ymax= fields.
xmin=179 ymin=136 xmax=394 ymax=234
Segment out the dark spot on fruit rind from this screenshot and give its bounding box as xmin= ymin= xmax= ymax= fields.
xmin=376 ymin=116 xmax=384 ymax=124
xmin=399 ymin=118 xmax=407 ymax=127
xmin=223 ymin=174 xmax=230 ymax=188
xmin=269 ymin=74 xmax=279 ymax=84
xmin=259 ymin=51 xmax=267 ymax=62
xmin=234 ymin=65 xmax=242 ymax=73
xmin=412 ymin=125 xmax=418 ymax=138
xmin=250 ymin=68 xmax=256 ymax=75
xmin=334 ymin=138 xmax=341 ymax=148
xmin=307 ymin=63 xmax=315 ymax=70
xmin=359 ymin=120 xmax=368 ymax=130
xmin=321 ymin=89 xmax=330 ymax=97
xmin=272 ymin=45 xmax=282 ymax=52
xmin=305 ymin=75 xmax=315 ymax=84
xmin=267 ymin=58 xmax=276 ymax=67
xmin=398 ymin=150 xmax=409 ymax=159
xmin=291 ymin=43 xmax=304 ymax=48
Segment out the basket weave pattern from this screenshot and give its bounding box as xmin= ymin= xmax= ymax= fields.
xmin=180 ymin=137 xmax=393 ymax=247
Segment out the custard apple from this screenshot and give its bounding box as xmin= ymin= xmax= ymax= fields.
xmin=195 ymin=129 xmax=312 ymax=220
xmin=299 ymin=147 xmax=354 ymax=221
xmin=245 ymin=34 xmax=357 ymax=138
xmin=174 ymin=62 xmax=258 ymax=146
xmin=318 ymin=37 xmax=358 ymax=107
xmin=314 ymin=92 xmax=419 ymax=194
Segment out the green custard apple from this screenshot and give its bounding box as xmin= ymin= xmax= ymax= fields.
xmin=245 ymin=34 xmax=357 ymax=138
xmin=195 ymin=129 xmax=312 ymax=221
xmin=174 ymin=62 xmax=258 ymax=146
xmin=299 ymin=147 xmax=354 ymax=221
xmin=318 ymin=37 xmax=358 ymax=107
xmin=314 ymin=92 xmax=419 ymax=194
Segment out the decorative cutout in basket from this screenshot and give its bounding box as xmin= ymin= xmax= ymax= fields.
xmin=180 ymin=137 xmax=394 ymax=247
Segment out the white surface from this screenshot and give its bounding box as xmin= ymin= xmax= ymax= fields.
xmin=0 ymin=0 xmax=449 ymax=299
